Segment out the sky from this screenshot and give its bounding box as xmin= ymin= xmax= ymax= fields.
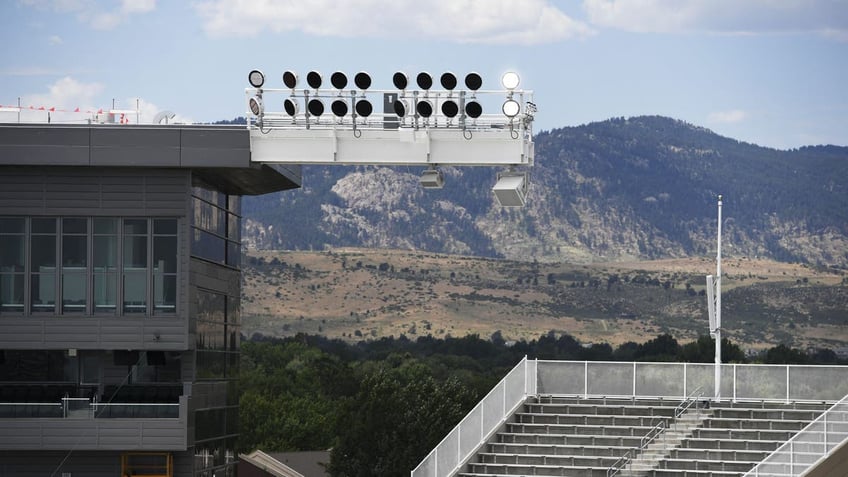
xmin=1 ymin=0 xmax=846 ymax=150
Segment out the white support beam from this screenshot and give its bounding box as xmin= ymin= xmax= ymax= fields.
xmin=249 ymin=127 xmax=533 ymax=166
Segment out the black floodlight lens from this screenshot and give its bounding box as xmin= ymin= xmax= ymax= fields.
xmin=282 ymin=71 xmax=298 ymax=89
xmin=248 ymin=70 xmax=265 ymax=88
xmin=416 ymin=72 xmax=433 ymax=90
xmin=465 ymin=72 xmax=482 ymax=91
xmin=393 ymin=99 xmax=408 ymax=117
xmin=306 ymin=70 xmax=322 ymax=89
xmin=392 ymin=72 xmax=408 ymax=89
xmin=441 ymin=100 xmax=459 ymax=118
xmin=354 ymin=71 xmax=372 ymax=90
xmin=465 ymin=100 xmax=482 ymax=118
xmin=440 ymin=72 xmax=457 ymax=90
xmin=355 ymin=100 xmax=373 ymax=117
xmin=283 ymin=98 xmax=298 ymax=116
xmin=416 ymin=100 xmax=433 ymax=118
xmin=331 ymin=99 xmax=348 ymax=117
xmin=248 ymin=96 xmax=263 ymax=115
xmin=307 ymin=98 xmax=325 ymax=116
xmin=502 ymin=99 xmax=520 ymax=118
xmin=330 ymin=71 xmax=348 ymax=89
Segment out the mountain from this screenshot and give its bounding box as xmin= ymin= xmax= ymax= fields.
xmin=242 ymin=116 xmax=848 ymax=266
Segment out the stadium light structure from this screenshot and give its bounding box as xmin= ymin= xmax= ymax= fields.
xmin=245 ymin=69 xmax=536 ymax=206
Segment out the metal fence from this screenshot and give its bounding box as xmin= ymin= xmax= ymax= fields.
xmin=536 ymin=361 xmax=848 ymax=402
xmin=743 ymin=394 xmax=848 ymax=476
xmin=411 ymin=360 xmax=848 ymax=477
xmin=410 ymin=357 xmax=535 ymax=477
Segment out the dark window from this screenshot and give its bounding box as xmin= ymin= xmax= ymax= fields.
xmin=62 ymin=218 xmax=87 ymax=313
xmin=0 ymin=218 xmax=25 ymax=313
xmin=30 ymin=218 xmax=57 ymax=313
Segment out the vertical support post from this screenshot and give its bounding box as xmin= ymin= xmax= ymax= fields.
xmin=584 ymin=361 xmax=588 ymax=399
xmin=683 ymin=362 xmax=688 ymax=399
xmin=714 ymin=195 xmax=723 ymax=401
xmin=786 ymin=366 xmax=791 ymax=403
xmin=632 ymin=362 xmax=637 ymax=398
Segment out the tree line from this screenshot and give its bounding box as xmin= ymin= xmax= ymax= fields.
xmin=238 ymin=332 xmax=845 ymax=476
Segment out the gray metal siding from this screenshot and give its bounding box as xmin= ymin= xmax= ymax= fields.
xmin=0 ymin=317 xmax=188 ymax=350
xmin=0 ymin=415 xmax=187 ymax=450
xmin=0 ymin=167 xmax=190 ymax=216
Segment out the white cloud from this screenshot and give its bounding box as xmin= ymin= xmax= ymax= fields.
xmin=582 ymin=0 xmax=848 ymax=38
xmin=22 ymin=0 xmax=157 ymax=30
xmin=708 ymin=109 xmax=748 ymax=124
xmin=22 ymin=76 xmax=104 ymax=110
xmin=48 ymin=35 xmax=63 ymax=45
xmin=193 ymin=0 xmax=594 ymax=44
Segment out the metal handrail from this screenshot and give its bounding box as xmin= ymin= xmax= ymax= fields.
xmin=608 ymin=387 xmax=705 ymax=477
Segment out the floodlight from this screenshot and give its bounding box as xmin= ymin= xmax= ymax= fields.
xmin=502 ymin=99 xmax=520 ymax=118
xmin=416 ymin=100 xmax=434 ymax=118
xmin=465 ymin=72 xmax=482 ymax=91
xmin=392 ymin=72 xmax=408 ymax=90
xmin=441 ymin=100 xmax=459 ymax=118
xmin=393 ymin=98 xmax=410 ymax=117
xmin=492 ymin=171 xmax=528 ymax=207
xmin=307 ymin=98 xmax=325 ymax=116
xmin=417 ymin=72 xmax=433 ymax=90
xmin=465 ymin=101 xmax=482 ymax=118
xmin=282 ymin=71 xmax=298 ymax=89
xmin=440 ymin=72 xmax=457 ymax=90
xmin=355 ymin=100 xmax=373 ymax=117
xmin=248 ymin=70 xmax=265 ymax=88
xmin=283 ymin=98 xmax=298 ymax=116
xmin=420 ymin=168 xmax=444 ymax=189
xmin=330 ymin=71 xmax=348 ymax=90
xmin=248 ymin=96 xmax=263 ymax=116
xmin=501 ymin=71 xmax=520 ymax=90
xmin=354 ymin=71 xmax=372 ymax=90
xmin=331 ymin=99 xmax=348 ymax=117
xmin=306 ymin=71 xmax=322 ymax=89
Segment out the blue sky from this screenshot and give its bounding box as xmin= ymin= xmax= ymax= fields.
xmin=1 ymin=0 xmax=846 ymax=149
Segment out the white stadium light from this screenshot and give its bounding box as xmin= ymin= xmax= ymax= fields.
xmin=492 ymin=170 xmax=528 ymax=207
xmin=244 ymin=68 xmax=535 ymax=203
xmin=501 ymin=71 xmax=520 ymax=90
xmin=420 ymin=168 xmax=445 ymax=189
xmin=248 ymin=70 xmax=265 ymax=88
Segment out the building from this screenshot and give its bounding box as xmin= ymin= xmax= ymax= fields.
xmin=0 ymin=123 xmax=300 ymax=476
xmin=239 ymin=450 xmax=330 ymax=477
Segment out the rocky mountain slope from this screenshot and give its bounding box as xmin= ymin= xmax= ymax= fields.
xmin=242 ymin=116 xmax=848 ymax=266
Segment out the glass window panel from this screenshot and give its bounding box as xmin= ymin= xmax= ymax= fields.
xmin=226 ymin=241 xmax=240 ymax=268
xmin=154 ymin=275 xmax=176 ymax=314
xmin=153 ymin=236 xmax=177 ymax=273
xmin=0 ymin=274 xmax=24 ymax=312
xmin=62 ymin=217 xmax=87 ymax=234
xmin=197 ymin=321 xmax=226 ymax=350
xmin=123 ymin=236 xmax=147 ymax=268
xmin=62 ymin=271 xmax=86 ymax=313
xmin=93 ymin=235 xmax=117 ymax=269
xmin=154 ymin=219 xmax=177 ymax=235
xmin=196 ymin=351 xmax=227 ymax=380
xmin=192 ymin=228 xmax=225 ymax=263
xmin=31 ymin=218 xmax=56 ymax=234
xmin=123 ymin=272 xmax=147 ymax=313
xmin=196 ymin=290 xmax=226 ymax=323
xmin=0 ymin=217 xmax=25 ymax=233
xmin=93 ymin=217 xmax=117 ymax=234
xmin=227 ymin=195 xmax=240 ymax=214
xmin=94 ymin=273 xmax=117 ymax=313
xmin=31 ymin=273 xmax=56 ymax=312
xmin=227 ymin=296 xmax=240 ymax=325
xmin=123 ymin=218 xmax=147 ymax=235
xmin=0 ymin=235 xmax=24 ymax=269
xmin=62 ymin=235 xmax=87 ymax=267
xmin=227 ymin=213 xmax=240 ymax=240
xmin=31 ymin=235 xmax=56 ymax=268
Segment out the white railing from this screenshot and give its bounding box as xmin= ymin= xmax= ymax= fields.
xmin=536 ymin=361 xmax=848 ymax=402
xmin=410 ymin=357 xmax=535 ymax=477
xmin=743 ymin=394 xmax=848 ymax=476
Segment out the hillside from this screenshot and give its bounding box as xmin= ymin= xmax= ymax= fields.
xmin=242 ymin=249 xmax=848 ymax=351
xmin=242 ymin=116 xmax=848 ymax=266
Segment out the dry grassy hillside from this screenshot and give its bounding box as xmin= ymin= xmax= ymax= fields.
xmin=242 ymin=248 xmax=848 ymax=351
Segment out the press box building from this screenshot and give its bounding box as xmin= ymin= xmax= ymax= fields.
xmin=0 ymin=124 xmax=300 ymax=476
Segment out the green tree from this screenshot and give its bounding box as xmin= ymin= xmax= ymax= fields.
xmin=328 ymin=366 xmax=477 ymax=477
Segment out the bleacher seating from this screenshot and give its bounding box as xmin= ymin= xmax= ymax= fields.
xmin=456 ymin=396 xmax=829 ymax=477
